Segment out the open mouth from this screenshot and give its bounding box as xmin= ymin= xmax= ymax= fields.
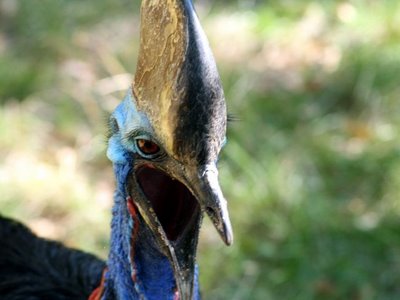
xmin=135 ymin=166 xmax=199 ymax=241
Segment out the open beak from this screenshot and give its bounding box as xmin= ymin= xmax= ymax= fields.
xmin=127 ymin=162 xmax=233 ymax=300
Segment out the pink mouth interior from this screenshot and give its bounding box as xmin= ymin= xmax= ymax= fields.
xmin=136 ymin=167 xmax=199 ymax=241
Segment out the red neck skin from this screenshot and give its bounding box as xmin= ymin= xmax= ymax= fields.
xmin=88 ymin=268 xmax=107 ymax=300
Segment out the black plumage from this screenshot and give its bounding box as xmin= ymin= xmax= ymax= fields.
xmin=0 ymin=215 xmax=105 ymax=300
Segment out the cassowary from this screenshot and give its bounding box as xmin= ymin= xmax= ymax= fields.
xmin=0 ymin=0 xmax=233 ymax=299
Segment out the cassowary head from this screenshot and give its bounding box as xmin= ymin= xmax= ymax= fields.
xmin=106 ymin=0 xmax=232 ymax=299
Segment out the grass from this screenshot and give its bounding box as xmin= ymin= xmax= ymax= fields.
xmin=1 ymin=0 xmax=400 ymax=299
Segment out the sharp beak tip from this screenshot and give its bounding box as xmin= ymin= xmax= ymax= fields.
xmin=221 ymin=219 xmax=234 ymax=246
xmin=225 ymin=230 xmax=234 ymax=246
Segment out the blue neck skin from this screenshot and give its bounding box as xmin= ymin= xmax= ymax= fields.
xmin=102 ymin=93 xmax=200 ymax=299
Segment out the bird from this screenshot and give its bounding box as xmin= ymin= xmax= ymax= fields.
xmin=0 ymin=0 xmax=233 ymax=299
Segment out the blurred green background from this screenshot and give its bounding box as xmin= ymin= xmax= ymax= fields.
xmin=1 ymin=0 xmax=400 ymax=299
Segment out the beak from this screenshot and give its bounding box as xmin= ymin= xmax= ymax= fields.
xmin=127 ymin=162 xmax=233 ymax=300
xmin=172 ymin=163 xmax=234 ymax=299
xmin=191 ymin=164 xmax=233 ymax=246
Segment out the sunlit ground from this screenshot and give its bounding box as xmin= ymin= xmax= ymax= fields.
xmin=1 ymin=1 xmax=400 ymax=299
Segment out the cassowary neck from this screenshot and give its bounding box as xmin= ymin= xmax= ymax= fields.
xmin=102 ymin=163 xmax=199 ymax=299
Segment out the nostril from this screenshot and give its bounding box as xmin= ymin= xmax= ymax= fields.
xmin=205 ymin=206 xmax=215 ymax=216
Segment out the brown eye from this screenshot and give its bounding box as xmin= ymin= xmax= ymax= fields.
xmin=136 ymin=139 xmax=160 ymax=156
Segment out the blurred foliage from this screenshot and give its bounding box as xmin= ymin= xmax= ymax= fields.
xmin=1 ymin=0 xmax=400 ymax=299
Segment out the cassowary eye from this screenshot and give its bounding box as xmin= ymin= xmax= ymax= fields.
xmin=136 ymin=139 xmax=160 ymax=156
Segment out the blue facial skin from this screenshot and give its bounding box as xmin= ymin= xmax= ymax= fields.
xmin=104 ymin=90 xmax=200 ymax=300
xmin=107 ymin=90 xmax=153 ymax=165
